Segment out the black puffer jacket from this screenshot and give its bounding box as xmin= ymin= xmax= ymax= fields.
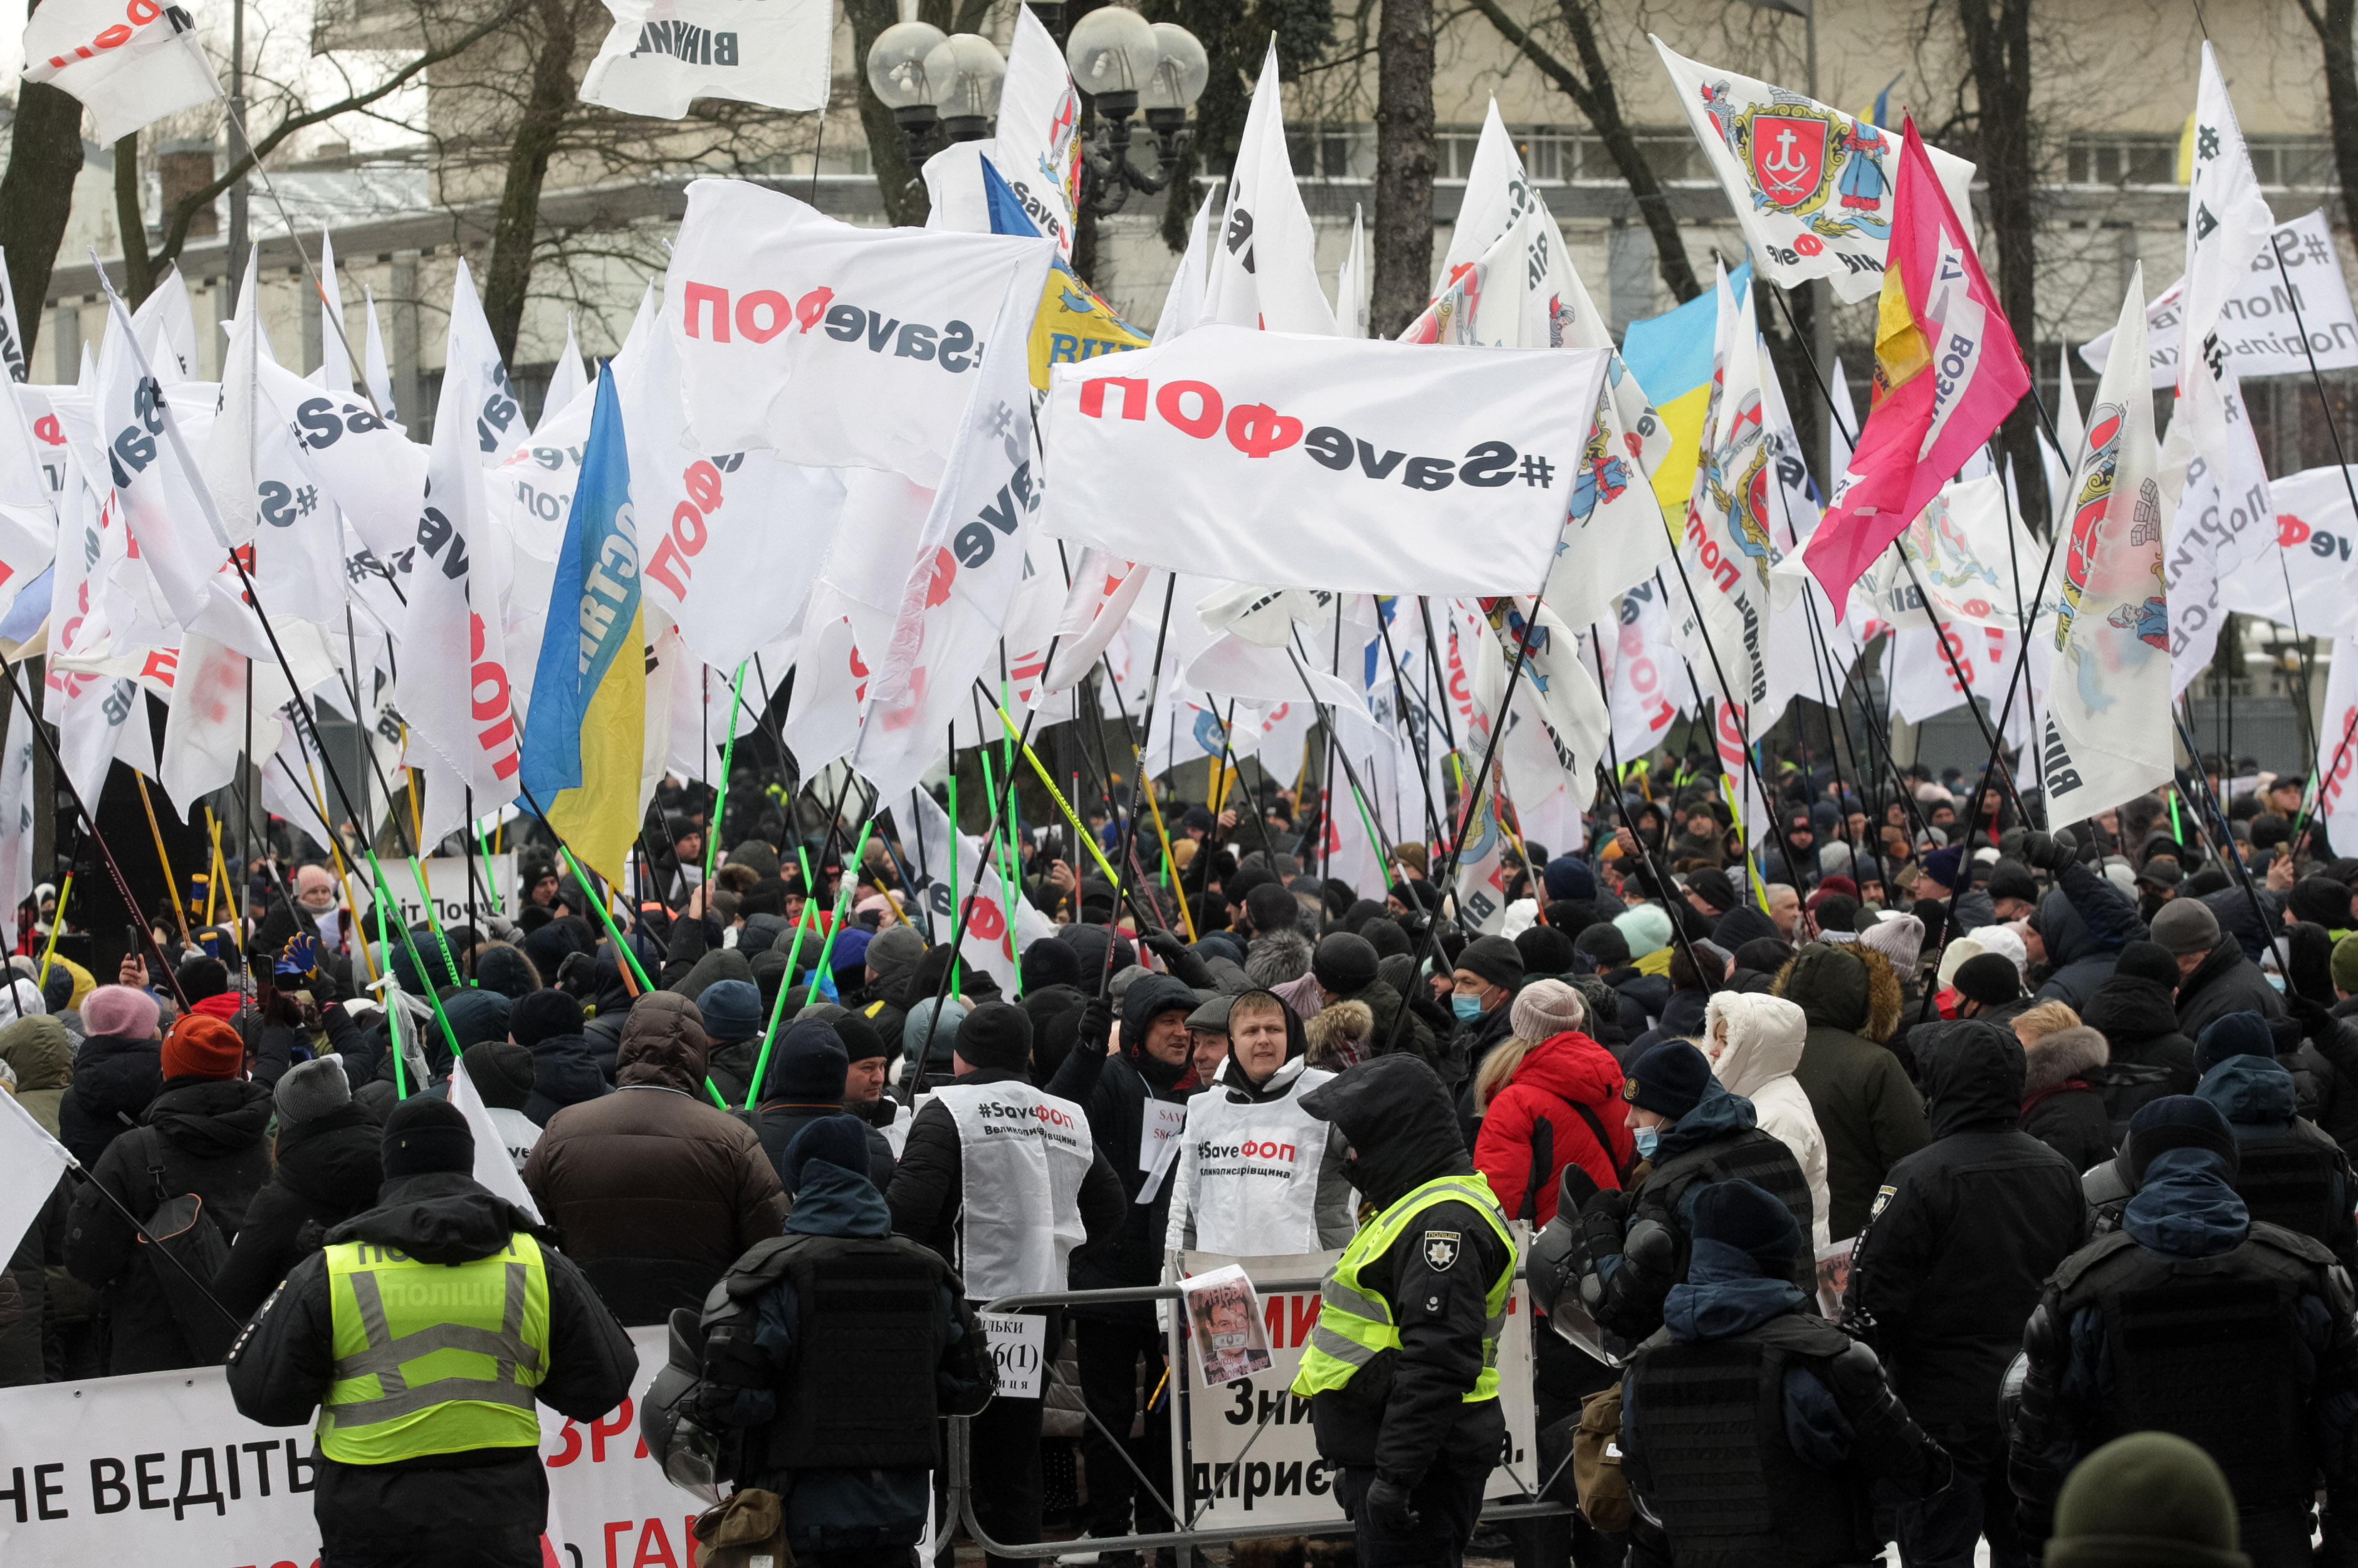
xmin=226 ymin=1173 xmax=636 ymax=1560
xmin=1297 ymin=1056 xmax=1511 ymax=1480
xmin=1069 ymin=974 xmax=1195 ymax=1323
xmin=523 ymin=1031 xmax=612 ymax=1127
xmin=64 ymin=1075 xmax=273 ymax=1372
xmin=2077 ymin=973 xmax=2198 ymax=1141
xmin=1842 ymin=1021 xmax=2087 ymax=1433
xmin=214 ymin=1104 xmax=385 ymax=1319
xmin=55 ymin=1031 xmax=163 ymax=1168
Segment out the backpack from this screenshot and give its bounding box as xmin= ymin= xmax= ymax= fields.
xmin=1571 ymin=1384 xmax=1633 ymax=1532
xmin=130 ymin=1127 xmax=238 ymax=1361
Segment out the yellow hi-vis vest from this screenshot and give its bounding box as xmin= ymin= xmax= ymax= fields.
xmin=319 ymin=1231 xmax=552 ymax=1465
xmin=1291 ymin=1172 xmax=1514 ymax=1403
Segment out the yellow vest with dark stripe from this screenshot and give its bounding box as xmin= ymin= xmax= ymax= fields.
xmin=319 ymin=1231 xmax=552 ymax=1464
xmin=1292 ymin=1173 xmax=1514 ymax=1402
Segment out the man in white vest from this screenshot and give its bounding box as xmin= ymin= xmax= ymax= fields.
xmin=1166 ymin=989 xmax=1356 ymax=1256
xmin=888 ymin=1000 xmax=1124 ymax=1568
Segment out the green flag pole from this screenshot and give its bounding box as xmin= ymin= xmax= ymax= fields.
xmin=974 ymin=746 xmax=1024 ymax=1000
xmin=360 ymin=848 xmax=464 ymax=1067
xmin=706 ymin=659 xmax=749 ymax=887
xmin=741 ymin=820 xmax=873 ymax=1111
xmin=375 ymin=888 xmax=407 ymax=1101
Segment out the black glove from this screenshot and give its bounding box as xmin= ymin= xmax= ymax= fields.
xmin=1363 ymin=1475 xmax=1421 ymax=1537
xmin=1141 ymin=930 xmax=1188 ymax=963
xmin=2023 ymin=829 xmax=2077 ymax=874
xmin=1079 ymin=996 xmax=1115 ymax=1056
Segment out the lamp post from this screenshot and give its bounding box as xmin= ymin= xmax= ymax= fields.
xmin=1066 ymin=8 xmax=1206 ymax=216
xmin=866 ymin=20 xmax=950 ymax=165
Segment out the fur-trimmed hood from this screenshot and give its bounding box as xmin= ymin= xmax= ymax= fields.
xmin=1771 ymin=942 xmax=1903 ymax=1043
xmin=2022 ymin=1023 xmax=2109 ymax=1098
xmin=1304 ymin=999 xmax=1372 ymax=1071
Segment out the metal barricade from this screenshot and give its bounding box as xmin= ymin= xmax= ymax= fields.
xmin=944 ymin=1270 xmax=1575 ymax=1564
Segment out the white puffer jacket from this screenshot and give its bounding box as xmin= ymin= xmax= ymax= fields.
xmin=1702 ymin=991 xmax=1833 ymax=1250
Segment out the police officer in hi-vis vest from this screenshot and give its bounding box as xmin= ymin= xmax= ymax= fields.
xmin=229 ymin=1097 xmax=636 ymax=1568
xmin=1292 ymin=1055 xmax=1516 ymax=1568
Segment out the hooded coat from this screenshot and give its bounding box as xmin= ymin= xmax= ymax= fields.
xmin=1069 ymin=974 xmax=1197 ymax=1324
xmin=2078 ymin=973 xmax=2199 ymax=1140
xmin=2031 ymin=864 xmax=2149 ymax=1012
xmin=65 ymin=1074 xmax=274 ymax=1372
xmin=1297 ymin=1057 xmax=1512 ymax=1482
xmin=2175 ymin=938 xmax=2288 ymax=1042
xmin=522 ymin=993 xmax=788 ymax=1325
xmin=225 ymin=1173 xmax=636 ymax=1560
xmin=213 ymin=1103 xmax=385 ymax=1318
xmin=1774 ymin=944 xmax=1931 ymax=1239
xmin=1472 ymin=1028 xmax=1633 ymax=1226
xmin=1702 ymin=993 xmax=1832 ymax=1249
xmin=1844 ymin=1020 xmax=2087 ymax=1433
xmin=521 ymin=1032 xmax=613 ymax=1127
xmin=55 ymin=1030 xmax=162 ymax=1167
xmin=2020 ymin=1027 xmax=2117 ymax=1174
xmin=2196 ymin=1052 xmax=2358 ymax=1270
xmin=0 ymin=1014 xmax=72 ymax=1133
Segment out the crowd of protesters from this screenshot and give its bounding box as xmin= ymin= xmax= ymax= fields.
xmin=0 ymin=743 xmax=2353 ymax=1567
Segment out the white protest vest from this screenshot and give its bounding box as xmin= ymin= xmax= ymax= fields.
xmin=1178 ymin=1058 xmax=1334 ymax=1257
xmin=934 ymin=1078 xmax=1095 ymax=1302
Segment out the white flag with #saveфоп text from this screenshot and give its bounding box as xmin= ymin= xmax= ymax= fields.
xmin=1040 ymin=325 xmax=1607 ymax=597
xmin=23 ymin=0 xmax=218 ymax=142
xmin=579 ymin=0 xmax=829 ymax=119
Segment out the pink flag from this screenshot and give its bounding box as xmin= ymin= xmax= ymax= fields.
xmin=1805 ymin=119 xmax=2028 ymax=613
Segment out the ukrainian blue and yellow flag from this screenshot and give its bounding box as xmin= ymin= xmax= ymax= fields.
xmin=980 ymin=159 xmax=1150 ymax=387
xmin=521 ymin=363 xmax=644 ymax=884
xmin=1620 ymin=261 xmax=1749 ymax=516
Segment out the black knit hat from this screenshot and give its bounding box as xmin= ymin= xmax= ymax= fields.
xmin=2114 ymin=939 xmax=2182 ymax=988
xmin=1312 ymin=933 xmax=1380 ymax=994
xmin=1573 ymin=923 xmax=1631 ymax=970
xmin=382 ymin=1097 xmax=474 ymax=1179
xmin=1362 ymin=918 xmax=1411 ymax=960
xmin=831 ymin=1009 xmax=889 ymax=1064
xmin=1246 ymin=882 xmax=1299 ymax=935
xmin=461 ymin=1041 xmax=535 ymax=1111
xmin=957 ymin=1000 xmax=1034 ymax=1072
xmin=1952 ymin=952 xmax=2023 ymax=1006
xmin=782 ymin=1114 xmax=874 ymax=1191
xmin=1986 ymin=860 xmax=2040 ymax=906
xmin=1514 ymin=924 xmax=1578 ymax=976
xmin=1690 ymin=1178 xmax=1801 ymax=1276
xmin=1624 ymin=1040 xmax=1712 ymax=1120
xmin=2124 ymin=1095 xmax=2239 ymax=1188
xmin=1455 ymin=935 xmax=1524 ymax=991
xmin=511 ymin=989 xmax=584 ymax=1047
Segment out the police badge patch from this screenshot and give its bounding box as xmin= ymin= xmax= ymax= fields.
xmin=1422 ymin=1231 xmax=1462 ymax=1270
xmin=1870 ymin=1185 xmax=1896 ymax=1220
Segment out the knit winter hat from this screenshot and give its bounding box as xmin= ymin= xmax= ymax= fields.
xmin=274 ymin=1055 xmax=351 ymax=1127
xmin=2195 ymin=1010 xmax=2275 ymax=1074
xmin=1574 ymin=923 xmax=1632 ymax=970
xmin=461 ymin=1041 xmax=536 ymax=1109
xmin=831 ymin=1010 xmax=889 ymax=1064
xmin=80 ymin=985 xmax=159 ymax=1041
xmin=957 ymin=1001 xmax=1034 ymax=1072
xmin=1689 ymin=1178 xmax=1802 ymax=1277
xmin=2150 ymin=897 xmax=2222 ymax=957
xmin=782 ymin=1114 xmax=874 ymax=1191
xmin=473 ymin=944 xmax=541 ymax=1001
xmin=510 ymin=989 xmax=585 ymax=1047
xmin=1245 ymin=882 xmax=1299 ymax=936
xmin=2292 ymin=877 xmax=2355 ymax=931
xmin=1859 ymin=912 xmax=1926 ymax=979
xmin=864 ymin=924 xmax=926 ymax=986
xmin=1022 ymin=938 xmax=1081 ymax=991
xmin=1986 ymin=860 xmax=2040 ymax=906
xmin=1361 ymin=918 xmax=1412 ymax=960
xmin=160 ymin=1015 xmax=244 ymax=1081
xmin=1952 ymin=953 xmax=2023 ymax=1008
xmin=1543 ymin=855 xmax=1596 ymax=902
xmin=2046 ymin=1431 xmax=2250 ymax=1568
xmin=2115 ymin=939 xmax=2183 ymax=989
xmin=2124 ymin=1095 xmax=2239 ymax=1188
xmin=1311 ymin=933 xmax=1380 ymax=995
xmin=1624 ymin=1040 xmax=1712 ymax=1120
xmin=380 ymin=1097 xmax=474 ymax=1180
xmin=2335 ymin=934 xmax=2358 ymax=998
xmin=1454 ymin=935 xmax=1524 ymax=992
xmin=1684 ymin=867 xmax=1737 ymax=914
xmin=1509 ymin=978 xmax=1586 ymax=1042
xmin=1614 ymin=905 xmax=1674 ymax=960
xmin=1920 ymin=843 xmax=1968 ymax=891
xmin=760 ymin=1020 xmax=848 ymax=1102
xmin=698 ymin=980 xmax=762 ymax=1043
xmin=1515 ymin=924 xmax=1578 ymax=977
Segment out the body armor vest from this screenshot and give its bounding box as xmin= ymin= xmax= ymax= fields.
xmin=2050 ymin=1223 xmax=2334 ymax=1512
xmin=2229 ymin=1124 xmax=2342 ymax=1249
xmin=1638 ymin=1130 xmax=1819 ymax=1295
xmin=1626 ymin=1315 xmax=1874 ymax=1567
xmin=708 ymin=1231 xmax=960 ymax=1472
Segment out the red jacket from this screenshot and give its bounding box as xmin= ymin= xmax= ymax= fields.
xmin=1474 ymin=1030 xmax=1633 ymax=1225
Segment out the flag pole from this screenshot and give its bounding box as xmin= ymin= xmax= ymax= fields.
xmin=134 ymin=775 xmax=195 ymax=944
xmin=706 ymin=659 xmax=749 ymax=887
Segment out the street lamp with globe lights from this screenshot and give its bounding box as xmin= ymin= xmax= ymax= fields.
xmin=1065 ymin=8 xmax=1205 ymax=215
xmin=865 ymin=20 xmax=948 ymax=162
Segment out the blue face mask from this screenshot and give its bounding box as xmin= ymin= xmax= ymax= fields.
xmin=1452 ymin=993 xmax=1484 ymax=1021
xmin=1633 ymin=1126 xmax=1660 ymax=1159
